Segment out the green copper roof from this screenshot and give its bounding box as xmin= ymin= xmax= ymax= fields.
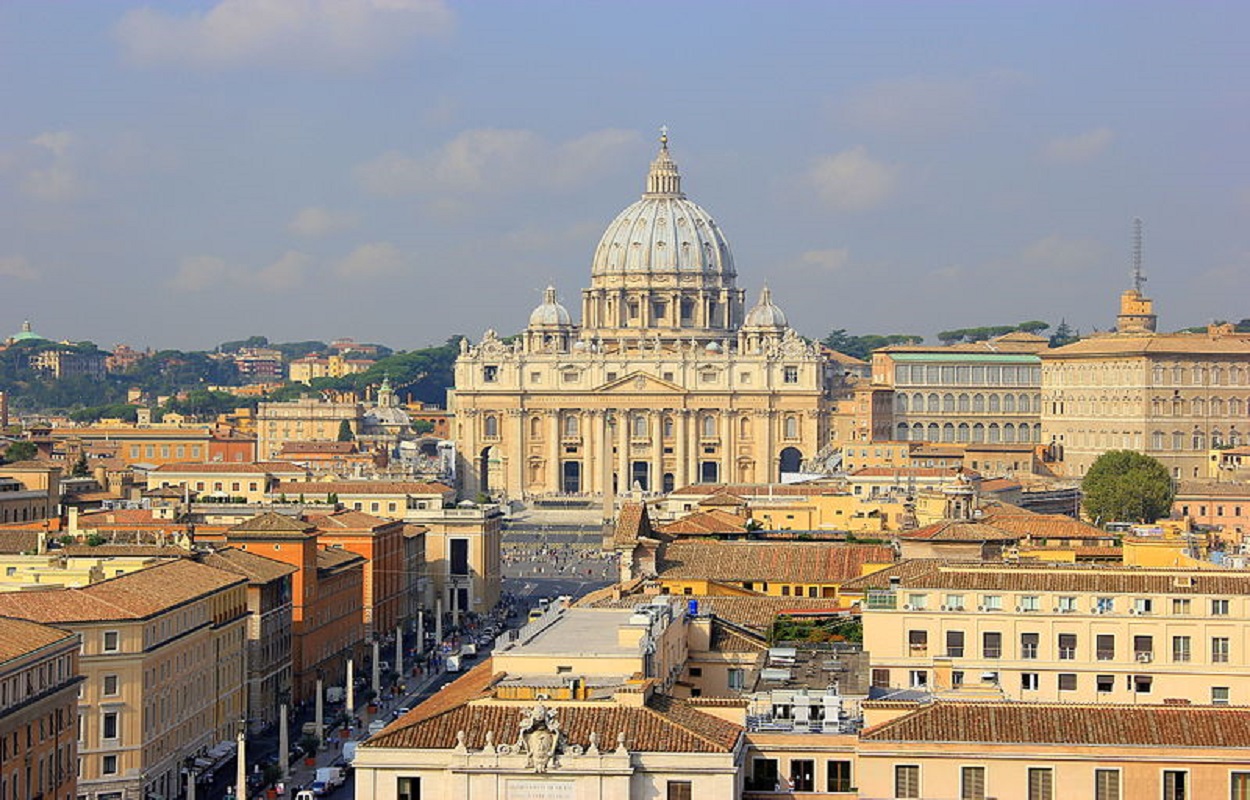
xmin=886 ymin=353 xmax=1040 ymax=363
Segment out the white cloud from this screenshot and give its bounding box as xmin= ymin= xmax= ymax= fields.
xmin=354 ymin=128 xmax=640 ymax=198
xmin=20 ymin=131 xmax=85 ymax=201
xmin=0 ymin=256 xmax=39 ymax=281
xmin=1042 ymin=127 xmax=1114 ymax=164
xmin=288 ymin=207 xmax=360 ymax=237
xmin=839 ymin=71 xmax=1025 ymax=134
xmin=805 ymin=147 xmax=901 ymax=211
xmin=334 ymin=242 xmax=406 ymax=278
xmin=115 ymin=0 xmax=453 ymax=71
xmin=798 ymin=248 xmax=851 ymax=272
xmin=501 ymin=221 xmax=602 ymax=253
xmin=168 ymin=251 xmax=308 ymax=292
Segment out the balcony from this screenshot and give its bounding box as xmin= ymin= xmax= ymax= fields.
xmin=865 ymin=591 xmax=897 ymax=610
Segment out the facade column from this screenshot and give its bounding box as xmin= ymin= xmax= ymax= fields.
xmin=547 ymin=411 xmax=560 ymax=494
xmin=676 ymin=410 xmax=689 ymax=489
xmin=508 ymin=409 xmax=525 ymax=500
xmin=722 ymin=410 xmax=735 ymax=485
xmin=651 ymin=409 xmax=664 ymax=492
xmin=617 ymin=410 xmax=630 ymax=493
xmin=764 ymin=410 xmax=776 ymax=483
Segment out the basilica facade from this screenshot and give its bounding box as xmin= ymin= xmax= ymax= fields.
xmin=450 ymin=134 xmax=833 ymax=501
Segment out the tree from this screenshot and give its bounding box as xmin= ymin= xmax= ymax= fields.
xmin=1081 ymin=450 xmax=1175 ymax=525
xmin=70 ymin=454 xmax=90 ymax=477
xmin=2 ymin=441 xmax=37 ymax=464
xmin=336 ymin=420 xmax=354 ymax=442
xmin=1049 ymin=320 xmax=1079 ymax=348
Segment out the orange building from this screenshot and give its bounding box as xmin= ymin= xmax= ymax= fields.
xmin=201 ymin=513 xmax=366 ymax=702
xmin=306 ymin=509 xmax=406 ymax=641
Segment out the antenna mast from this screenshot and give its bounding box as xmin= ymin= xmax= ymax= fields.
xmin=1131 ymin=217 xmax=1145 ymax=293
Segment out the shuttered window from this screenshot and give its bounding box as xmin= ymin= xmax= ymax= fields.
xmin=1094 ymin=769 xmax=1120 ymax=800
xmin=1027 ymin=767 xmax=1053 ymax=800
xmin=1231 ymin=772 xmax=1250 ymax=800
xmin=961 ymin=765 xmax=986 ymax=800
xmin=1163 ymin=770 xmax=1187 ymax=800
xmin=895 ymin=765 xmax=920 ymax=799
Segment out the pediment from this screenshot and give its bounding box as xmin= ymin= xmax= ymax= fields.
xmin=594 ymin=371 xmax=687 ymax=394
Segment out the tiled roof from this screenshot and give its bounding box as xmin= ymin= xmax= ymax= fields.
xmin=228 ymin=512 xmax=317 ymax=537
xmin=200 ymin=547 xmax=297 ymax=583
xmin=851 ymin=467 xmax=976 ymax=478
xmin=77 ymin=509 xmax=170 ymax=527
xmin=152 ymin=461 xmax=306 ymax=474
xmin=0 ymin=617 xmax=77 ymax=663
xmin=699 ymin=492 xmax=747 ymax=507
xmin=897 ymin=521 xmax=1020 ymax=542
xmin=709 ymin=619 xmax=767 ymax=653
xmin=861 ymin=701 xmax=1250 ymax=747
xmin=671 ymin=483 xmax=847 ymax=497
xmin=978 ymin=512 xmax=1107 ymax=541
xmin=978 ymin=478 xmax=1022 ymax=493
xmin=657 ymin=510 xmax=747 ymax=537
xmin=370 ymin=667 xmax=741 ymax=753
xmin=659 ymin=541 xmax=893 ymax=583
xmin=614 ymin=502 xmax=662 ymax=548
xmin=279 ymin=441 xmax=357 ymax=454
xmin=837 ymin=560 xmax=946 ymax=592
xmin=317 ymin=547 xmax=364 ymax=573
xmin=0 ymin=531 xmax=43 ymax=554
xmin=61 ymin=545 xmax=188 ymax=558
xmin=0 ymin=559 xmax=244 ymax=622
xmin=1047 ymin=332 xmax=1250 ymax=357
xmin=853 ymin=562 xmax=1250 ymax=595
xmin=1175 ymin=481 xmax=1250 ymax=498
xmin=305 ymin=510 xmax=397 ymax=532
xmin=270 ymin=480 xmax=452 ymax=495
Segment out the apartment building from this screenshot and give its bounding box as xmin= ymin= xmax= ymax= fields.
xmin=256 ymin=398 xmax=365 ymax=460
xmin=857 ymin=561 xmax=1250 ymax=705
xmin=306 ymin=509 xmax=406 ymax=640
xmin=0 ymin=559 xmax=249 ymax=800
xmin=147 ymin=460 xmax=310 ymax=503
xmin=0 ymin=618 xmax=82 ymax=800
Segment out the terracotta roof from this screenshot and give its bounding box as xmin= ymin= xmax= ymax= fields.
xmin=709 ymin=619 xmax=768 ymax=653
xmin=614 ymin=502 xmax=662 ymax=548
xmin=0 ymin=531 xmax=43 ymax=554
xmin=371 ymin=667 xmax=741 ymax=753
xmin=978 ymin=478 xmax=1022 ymax=493
xmin=853 ymin=562 xmax=1250 ymax=595
xmin=1047 ymin=332 xmax=1250 ymax=357
xmin=837 ymin=560 xmax=947 ymax=592
xmin=61 ymin=545 xmax=188 ymax=558
xmin=317 ymin=547 xmax=364 ymax=573
xmin=1176 ymin=481 xmax=1250 ymax=498
xmin=152 ymin=461 xmax=306 ymax=474
xmin=0 ymin=617 xmax=77 ymax=663
xmin=279 ymin=441 xmax=357 ymax=454
xmin=200 ymin=547 xmax=297 ymax=583
xmin=851 ymin=467 xmax=976 ymax=478
xmin=657 ymin=509 xmax=747 ymax=537
xmin=861 ymin=701 xmax=1250 ymax=747
xmin=402 ymin=523 xmax=428 ymax=538
xmin=228 ymin=512 xmax=317 ymax=537
xmin=305 ymin=510 xmax=398 ymax=532
xmin=659 ymin=541 xmax=893 ymax=584
xmin=897 ymin=521 xmax=1020 ymax=543
xmin=270 ymin=480 xmax=452 ymax=495
xmin=978 ymin=512 xmax=1108 ymax=541
xmin=671 ymin=483 xmax=847 ymax=497
xmin=77 ymin=509 xmax=169 ymax=527
xmin=699 ymin=492 xmax=747 ymax=507
xmin=0 ymin=559 xmax=245 ymax=622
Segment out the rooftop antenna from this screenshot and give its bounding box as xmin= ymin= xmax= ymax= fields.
xmin=1131 ymin=217 xmax=1146 ymax=293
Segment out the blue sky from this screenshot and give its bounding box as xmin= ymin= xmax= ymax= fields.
xmin=2 ymin=1 xmax=1248 ymax=350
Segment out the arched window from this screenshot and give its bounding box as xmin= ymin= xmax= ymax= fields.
xmin=972 ymin=423 xmax=985 ymax=443
xmin=484 ymin=415 xmax=499 ymax=438
xmin=1173 ymin=365 xmax=1185 ymax=384
xmin=702 ymin=415 xmax=717 ymax=438
xmin=740 ymin=417 xmax=751 ymax=438
xmin=942 ymin=393 xmax=955 ymax=413
xmin=896 ymin=393 xmax=909 ymax=413
xmin=1018 ymin=393 xmax=1031 ymax=413
xmin=1232 ymin=367 xmax=1245 ymax=386
xmin=1152 ymin=431 xmax=1165 ymax=450
xmin=988 ymin=423 xmax=1001 ymax=443
xmin=1003 ymin=393 xmax=1016 ymax=413
xmin=1230 ymin=398 xmax=1244 ymax=416
xmin=1212 ymin=398 xmax=1225 ymax=416
xmin=563 ymin=415 xmax=579 ymax=437
xmin=784 ymin=416 xmax=799 ymax=439
xmin=912 ymin=423 xmax=925 ymax=440
xmin=632 ymin=414 xmax=649 ymax=438
xmin=927 ymin=393 xmax=940 ymax=413
xmin=1193 ymin=431 xmax=1206 ymax=451
xmin=663 ymin=416 xmax=674 ymax=438
xmin=1173 ymin=431 xmax=1185 ymax=450
xmin=942 ymin=423 xmax=955 ymax=442
xmin=530 ymin=417 xmax=541 ymax=438
xmin=1212 ymin=430 xmax=1225 ymax=448
xmin=988 ymin=394 xmax=1001 ymax=413
xmin=958 ymin=393 xmax=970 ymax=412
xmin=1193 ymin=398 xmax=1206 ymax=416
xmin=1003 ymin=423 xmax=1016 ymax=443
xmin=926 ymin=423 xmax=940 ymax=442
xmin=896 ymin=422 xmax=910 ymax=441
xmin=957 ymin=423 xmax=970 ymax=443
xmin=973 ymin=394 xmax=985 ymax=412
xmin=1032 ymin=423 xmax=1042 ymax=442
xmin=1213 ymin=367 xmax=1224 ymax=385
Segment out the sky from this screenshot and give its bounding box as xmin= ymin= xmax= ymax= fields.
xmin=2 ymin=1 xmax=1248 ymax=352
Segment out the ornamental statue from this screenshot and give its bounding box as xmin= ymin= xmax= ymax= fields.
xmin=516 ymin=701 xmax=564 ymax=773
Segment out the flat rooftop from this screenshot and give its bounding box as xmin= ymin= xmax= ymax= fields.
xmin=510 ymin=607 xmax=644 ymax=658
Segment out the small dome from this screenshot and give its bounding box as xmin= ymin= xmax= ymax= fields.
xmin=743 ymin=286 xmax=788 ymax=328
xmin=529 ymin=286 xmax=572 ymax=327
xmin=11 ymin=320 xmax=45 ymax=342
xmin=705 ymin=341 xmax=722 ymax=353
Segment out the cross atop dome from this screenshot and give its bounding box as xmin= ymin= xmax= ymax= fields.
xmin=645 ymin=125 xmax=683 ymax=198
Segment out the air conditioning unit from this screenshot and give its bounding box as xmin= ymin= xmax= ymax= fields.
xmin=1137 ymin=653 xmax=1153 ymax=663
xmin=1014 ymin=606 xmax=1022 ymax=613
xmin=940 ymin=605 xmax=948 ymax=611
xmin=977 ymin=605 xmax=986 ymax=612
xmin=902 ymin=604 xmax=913 ymax=611
xmin=1052 ymin=607 xmax=1059 ymax=613
xmin=955 ymin=606 xmax=965 ymax=611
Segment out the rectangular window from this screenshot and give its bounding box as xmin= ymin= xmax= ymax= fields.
xmin=749 ymin=759 xmax=779 ymax=792
xmin=102 ymin=712 xmax=118 ymax=740
xmin=961 ymin=765 xmax=986 ymax=800
xmin=666 ymin=781 xmax=692 ymax=800
xmin=946 ymin=630 xmax=965 ymax=658
xmin=1020 ymin=632 xmax=1039 ymax=659
xmin=1213 ymin=686 xmax=1230 ymax=705
xmin=727 ymin=669 xmax=745 ymax=691
xmin=102 ymin=675 xmax=118 ymax=696
xmin=1096 ymin=634 xmax=1115 ymax=661
xmin=1172 ymin=598 xmax=1191 ymax=615
xmin=907 ymin=593 xmax=928 ymax=610
xmin=783 ymin=366 xmax=799 ymax=384
xmin=102 ymin=755 xmax=117 ymax=775
xmin=1057 ymin=595 xmax=1077 ymax=613
xmin=1093 ymin=769 xmax=1120 ymax=800
xmin=1021 ymin=672 xmax=1040 ymax=691
xmin=1213 ymin=637 xmax=1231 ymax=663
xmin=871 ymin=669 xmax=890 ymax=689
xmin=1028 ymin=767 xmax=1054 ymax=800
xmin=1133 ymin=597 xmax=1153 ymax=614
xmin=908 ymin=629 xmax=928 ymax=655
xmin=1232 ymin=772 xmax=1250 ymax=800
xmin=1019 ymin=595 xmax=1040 ymax=612
xmin=1058 ymin=633 xmax=1077 ymax=660
xmin=1095 ymin=596 xmax=1114 ymax=614
xmin=1133 ymin=674 xmax=1152 ymax=694
xmin=397 ymin=777 xmax=420 ymax=800
xmin=102 ymin=631 xmax=119 ymax=653
xmin=982 ymin=595 xmax=1002 ymax=611
xmin=482 ymin=365 xmax=498 ymax=382
xmin=895 ymin=765 xmax=920 ymax=799
xmin=1134 ymin=635 xmax=1154 ymax=662
xmin=449 ymin=539 xmax=469 ymax=577
xmin=1213 ymin=599 xmax=1230 ymax=616
xmin=1162 ymin=770 xmax=1186 ymax=800
xmin=789 ymin=760 xmax=814 ymax=792
xmin=1096 ymin=674 xmax=1114 ymax=693
xmin=909 ymin=670 xmax=928 ymax=688
xmin=1058 ymin=673 xmax=1077 ymax=692
xmin=944 ymin=593 xmax=965 ymax=610
xmin=826 ymin=760 xmax=852 ymax=793
xmin=982 ymin=631 xmax=1002 ymax=659
xmin=1172 ymin=635 xmax=1191 ymax=663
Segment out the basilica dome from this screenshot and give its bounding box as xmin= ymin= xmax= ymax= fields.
xmin=528 ymin=286 xmax=572 ymax=327
xmin=590 ymin=132 xmax=734 ymax=279
xmin=743 ymin=286 xmax=788 ymax=328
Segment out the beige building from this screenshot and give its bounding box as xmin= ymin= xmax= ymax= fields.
xmin=256 ymin=398 xmax=364 ymax=460
xmin=1041 ymin=288 xmax=1250 ymax=479
xmin=287 ymin=352 xmax=374 ymax=384
xmin=0 ymin=459 xmax=61 ymax=524
xmin=147 ymin=460 xmax=310 ymax=502
xmin=451 ymin=133 xmax=831 ymax=501
xmin=858 ymin=561 xmax=1250 ymax=705
xmin=0 ymin=559 xmax=249 ymax=800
